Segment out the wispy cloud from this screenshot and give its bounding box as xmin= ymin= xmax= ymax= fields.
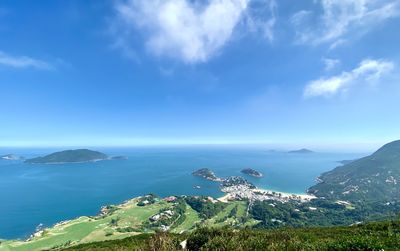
xmin=112 ymin=0 xmax=276 ymax=63
xmin=304 ymin=59 xmax=394 ymax=98
xmin=245 ymin=0 xmax=277 ymax=42
xmin=322 ymin=58 xmax=340 ymax=71
xmin=292 ymin=0 xmax=400 ymax=46
xmin=0 ymin=51 xmax=53 ymax=70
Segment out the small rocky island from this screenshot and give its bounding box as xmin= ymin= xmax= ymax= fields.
xmin=25 ymin=149 xmax=109 ymax=164
xmin=288 ymin=149 xmax=314 ymax=154
xmin=110 ymin=156 xmax=128 ymax=160
xmin=1 ymin=154 xmax=23 ymax=160
xmin=192 ymin=168 xmax=223 ymax=181
xmin=241 ymin=168 xmax=263 ymax=178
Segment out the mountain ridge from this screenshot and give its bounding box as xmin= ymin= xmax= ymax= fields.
xmin=308 ymin=140 xmax=400 ymax=202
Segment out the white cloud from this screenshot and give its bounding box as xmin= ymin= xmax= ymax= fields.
xmin=292 ymin=0 xmax=400 ymax=46
xmin=245 ymin=0 xmax=277 ymax=42
xmin=304 ymin=59 xmax=394 ymax=98
xmin=0 ymin=51 xmax=52 ymax=70
xmin=113 ymin=0 xmax=276 ymax=63
xmin=323 ymin=58 xmax=340 ymax=71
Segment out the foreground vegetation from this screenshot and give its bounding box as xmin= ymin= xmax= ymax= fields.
xmin=65 ymin=220 xmax=400 ymax=250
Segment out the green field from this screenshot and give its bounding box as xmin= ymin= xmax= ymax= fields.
xmin=172 ymin=205 xmax=201 ymax=233
xmin=203 ymin=201 xmax=248 ymax=227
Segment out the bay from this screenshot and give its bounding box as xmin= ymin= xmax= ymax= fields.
xmin=0 ymin=147 xmax=364 ymax=239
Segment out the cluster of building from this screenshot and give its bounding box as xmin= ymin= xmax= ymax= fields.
xmin=147 ymin=196 xmax=180 ymax=231
xmin=149 ymin=210 xmax=175 ymax=222
xmin=221 ymin=184 xmax=314 ymax=203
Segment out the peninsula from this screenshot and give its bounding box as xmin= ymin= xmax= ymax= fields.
xmin=25 ymin=149 xmax=108 ymax=164
xmin=0 ymin=154 xmax=23 ymax=160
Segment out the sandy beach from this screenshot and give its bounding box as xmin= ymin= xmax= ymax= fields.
xmin=218 ymin=187 xmax=316 ymax=203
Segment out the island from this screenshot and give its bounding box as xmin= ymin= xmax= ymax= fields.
xmin=241 ymin=168 xmax=263 ymax=178
xmin=110 ymin=156 xmax=128 ymax=160
xmin=25 ymin=149 xmax=109 ymax=164
xmin=192 ymin=168 xmax=223 ymax=181
xmin=288 ymin=148 xmax=314 ymax=154
xmin=0 ymin=154 xmax=23 ymax=160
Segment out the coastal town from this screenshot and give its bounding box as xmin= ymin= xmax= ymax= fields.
xmin=219 ymin=183 xmax=316 ymax=203
xmin=192 ymin=168 xmax=316 ymax=203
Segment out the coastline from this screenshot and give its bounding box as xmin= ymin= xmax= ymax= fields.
xmin=4 ymin=189 xmax=316 ymax=244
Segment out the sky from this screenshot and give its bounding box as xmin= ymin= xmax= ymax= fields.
xmin=0 ymin=0 xmax=400 ymax=151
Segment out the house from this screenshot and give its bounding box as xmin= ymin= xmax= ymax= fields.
xmin=164 ymin=196 xmax=177 ymax=202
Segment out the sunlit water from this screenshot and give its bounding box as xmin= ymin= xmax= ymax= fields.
xmin=0 ymin=147 xmax=365 ymax=239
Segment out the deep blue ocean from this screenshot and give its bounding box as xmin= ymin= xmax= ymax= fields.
xmin=0 ymin=147 xmax=365 ymax=239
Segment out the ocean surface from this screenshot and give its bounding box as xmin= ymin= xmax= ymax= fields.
xmin=0 ymin=147 xmax=365 ymax=239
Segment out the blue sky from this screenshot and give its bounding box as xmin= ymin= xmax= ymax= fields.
xmin=0 ymin=0 xmax=400 ymax=151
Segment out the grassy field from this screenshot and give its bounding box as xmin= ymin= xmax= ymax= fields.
xmin=202 ymin=201 xmax=251 ymax=228
xmin=172 ymin=205 xmax=201 ymax=233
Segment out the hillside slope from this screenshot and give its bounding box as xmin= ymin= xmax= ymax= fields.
xmin=64 ymin=220 xmax=400 ymax=251
xmin=308 ymin=140 xmax=400 ymax=202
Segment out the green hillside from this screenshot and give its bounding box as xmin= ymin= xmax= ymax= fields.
xmin=0 ymin=196 xmax=251 ymax=251
xmin=308 ymin=140 xmax=400 ymax=202
xmin=25 ymin=149 xmax=108 ymax=164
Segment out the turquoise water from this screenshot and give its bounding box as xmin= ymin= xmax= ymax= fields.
xmin=0 ymin=147 xmax=364 ymax=239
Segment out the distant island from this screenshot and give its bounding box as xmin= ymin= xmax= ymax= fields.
xmin=110 ymin=156 xmax=128 ymax=160
xmin=0 ymin=154 xmax=23 ymax=160
xmin=25 ymin=149 xmax=108 ymax=164
xmin=288 ymin=149 xmax=314 ymax=154
xmin=192 ymin=168 xmax=223 ymax=181
xmin=241 ymin=168 xmax=263 ymax=178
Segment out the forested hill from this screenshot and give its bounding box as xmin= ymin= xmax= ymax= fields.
xmin=25 ymin=149 xmax=108 ymax=164
xmin=308 ymin=140 xmax=400 ymax=202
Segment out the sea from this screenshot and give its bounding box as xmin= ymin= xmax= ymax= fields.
xmin=0 ymin=146 xmax=365 ymax=240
